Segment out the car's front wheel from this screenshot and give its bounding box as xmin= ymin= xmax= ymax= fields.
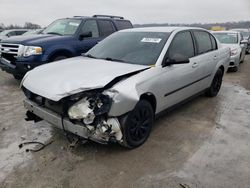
xmin=205 ymin=69 xmax=223 ymax=97
xmin=120 ymin=100 xmax=154 ymax=149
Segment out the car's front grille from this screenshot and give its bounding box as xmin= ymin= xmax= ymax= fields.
xmin=1 ymin=53 xmax=17 ymax=65
xmin=22 ymin=87 xmax=65 ymax=115
xmin=0 ymin=43 xmax=22 ymax=64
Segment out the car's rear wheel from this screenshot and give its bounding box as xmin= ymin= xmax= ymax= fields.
xmin=205 ymin=69 xmax=223 ymax=97
xmin=120 ymin=100 xmax=154 ymax=149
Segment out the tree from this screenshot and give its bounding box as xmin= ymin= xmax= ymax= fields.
xmin=23 ymin=22 xmax=41 ymax=29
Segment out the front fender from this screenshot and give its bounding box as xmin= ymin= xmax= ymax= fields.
xmin=43 ymin=45 xmax=76 ymax=62
xmin=104 ymin=88 xmax=140 ymax=117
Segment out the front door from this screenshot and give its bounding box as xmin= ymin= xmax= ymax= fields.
xmin=75 ymin=20 xmax=102 ymax=55
xmin=156 ymin=30 xmax=203 ymax=111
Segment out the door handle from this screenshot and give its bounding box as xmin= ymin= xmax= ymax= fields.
xmin=192 ymin=62 xmax=199 ymax=68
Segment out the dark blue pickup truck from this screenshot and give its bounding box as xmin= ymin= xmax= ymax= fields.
xmin=0 ymin=15 xmax=133 ymax=79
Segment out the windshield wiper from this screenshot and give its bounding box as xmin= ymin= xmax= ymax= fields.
xmin=83 ymin=54 xmax=97 ymax=59
xmin=104 ymin=57 xmax=124 ymax=62
xmin=46 ymin=32 xmax=62 ymax=36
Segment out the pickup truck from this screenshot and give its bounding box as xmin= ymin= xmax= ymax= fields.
xmin=0 ymin=15 xmax=133 ymax=79
xmin=22 ymin=27 xmax=230 ymax=148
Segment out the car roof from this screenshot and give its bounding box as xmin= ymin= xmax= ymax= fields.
xmin=64 ymin=15 xmax=130 ymax=22
xmin=231 ymin=28 xmax=249 ymax=31
xmin=120 ymin=26 xmax=206 ymax=33
xmin=211 ymin=30 xmax=239 ymax=34
xmin=4 ymin=29 xmax=29 ymax=31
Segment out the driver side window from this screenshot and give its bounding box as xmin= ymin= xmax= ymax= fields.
xmin=168 ymin=31 xmax=195 ymax=59
xmin=80 ymin=20 xmax=99 ymax=38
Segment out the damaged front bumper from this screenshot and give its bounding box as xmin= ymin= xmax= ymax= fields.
xmin=23 ymin=99 xmax=123 ymax=144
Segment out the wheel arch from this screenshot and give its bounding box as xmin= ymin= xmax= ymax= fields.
xmin=48 ymin=49 xmax=74 ymax=62
xmin=219 ymin=65 xmax=225 ymax=75
xmin=140 ymin=92 xmax=157 ymax=114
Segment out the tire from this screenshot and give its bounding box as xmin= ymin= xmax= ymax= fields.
xmin=13 ymin=75 xmax=23 ymax=80
xmin=205 ymin=69 xmax=223 ymax=97
xmin=50 ymin=55 xmax=68 ymax=62
xmin=119 ymin=100 xmax=154 ymax=149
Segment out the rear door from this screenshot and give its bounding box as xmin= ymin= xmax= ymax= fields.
xmin=192 ymin=30 xmax=219 ymax=90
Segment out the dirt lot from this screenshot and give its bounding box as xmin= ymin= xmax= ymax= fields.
xmin=0 ymin=56 xmax=250 ymax=188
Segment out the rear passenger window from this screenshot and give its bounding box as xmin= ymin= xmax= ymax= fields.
xmin=194 ymin=31 xmax=213 ymax=54
xmin=168 ymin=31 xmax=195 ymax=59
xmin=115 ymin=20 xmax=133 ymax=30
xmin=98 ymin=20 xmax=115 ymax=37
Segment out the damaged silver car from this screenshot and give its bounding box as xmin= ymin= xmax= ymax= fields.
xmin=21 ymin=27 xmax=230 ymax=148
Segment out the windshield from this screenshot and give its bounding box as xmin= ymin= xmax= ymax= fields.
xmin=213 ymin=33 xmax=238 ymax=44
xmin=42 ymin=19 xmax=81 ymax=36
xmin=86 ymin=31 xmax=170 ymax=65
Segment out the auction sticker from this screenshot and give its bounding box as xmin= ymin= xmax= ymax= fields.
xmin=141 ymin=38 xmax=162 ymax=43
xmin=69 ymin=22 xmax=80 ymax=26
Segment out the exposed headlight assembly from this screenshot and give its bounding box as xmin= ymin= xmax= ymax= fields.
xmin=68 ymin=93 xmax=112 ymax=125
xmin=23 ymin=46 xmax=42 ymax=57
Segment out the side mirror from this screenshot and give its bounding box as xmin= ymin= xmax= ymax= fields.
xmin=6 ymin=34 xmax=10 ymax=37
xmin=79 ymin=31 xmax=92 ymax=40
xmin=163 ymin=54 xmax=190 ymax=67
xmin=240 ymin=39 xmax=248 ymax=45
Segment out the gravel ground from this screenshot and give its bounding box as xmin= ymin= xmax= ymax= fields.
xmin=0 ymin=56 xmax=250 ymax=188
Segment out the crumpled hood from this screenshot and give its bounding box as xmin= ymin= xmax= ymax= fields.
xmin=1 ymin=34 xmax=73 ymax=46
xmin=22 ymin=56 xmax=149 ymax=101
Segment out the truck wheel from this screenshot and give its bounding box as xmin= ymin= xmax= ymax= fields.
xmin=51 ymin=55 xmax=68 ymax=62
xmin=13 ymin=75 xmax=23 ymax=80
xmin=205 ymin=69 xmax=223 ymax=97
xmin=119 ymin=100 xmax=154 ymax=149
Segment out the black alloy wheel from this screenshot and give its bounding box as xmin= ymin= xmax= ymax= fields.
xmin=205 ymin=69 xmax=223 ymax=97
xmin=120 ymin=100 xmax=154 ymax=148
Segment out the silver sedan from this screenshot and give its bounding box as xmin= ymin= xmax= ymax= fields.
xmin=22 ymin=27 xmax=230 ymax=148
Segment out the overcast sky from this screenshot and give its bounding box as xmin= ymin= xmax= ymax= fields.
xmin=0 ymin=0 xmax=250 ymax=27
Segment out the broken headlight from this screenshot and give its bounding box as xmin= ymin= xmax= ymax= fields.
xmin=68 ymin=93 xmax=112 ymax=124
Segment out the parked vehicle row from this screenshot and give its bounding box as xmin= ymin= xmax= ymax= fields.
xmin=212 ymin=30 xmax=248 ymax=72
xmin=21 ymin=27 xmax=230 ymax=148
xmin=0 ymin=15 xmax=133 ymax=79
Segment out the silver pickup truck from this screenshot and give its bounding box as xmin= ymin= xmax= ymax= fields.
xmin=21 ymin=27 xmax=230 ymax=148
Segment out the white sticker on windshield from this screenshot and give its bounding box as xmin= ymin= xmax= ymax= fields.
xmin=141 ymin=38 xmax=162 ymax=43
xmin=69 ymin=22 xmax=80 ymax=26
